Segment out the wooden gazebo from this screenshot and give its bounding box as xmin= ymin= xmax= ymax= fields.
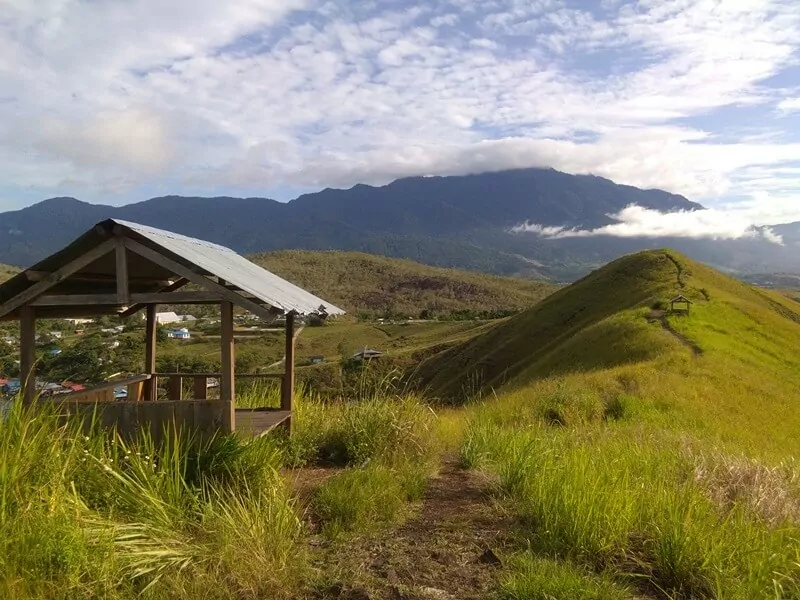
xmin=0 ymin=219 xmax=344 ymax=438
xmin=670 ymin=294 xmax=693 ymax=314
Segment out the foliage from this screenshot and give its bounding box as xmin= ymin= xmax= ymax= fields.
xmin=418 ymin=250 xmax=800 ymax=426
xmin=275 ymin=387 xmax=438 ymax=469
xmin=0 ymin=263 xmax=18 ymax=283
xmin=0 ymin=402 xmax=305 ymax=599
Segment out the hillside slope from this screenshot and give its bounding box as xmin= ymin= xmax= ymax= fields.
xmin=419 ymin=249 xmax=800 ymax=452
xmin=252 ymin=250 xmax=555 ymax=316
xmin=0 ymin=263 xmax=18 ymax=283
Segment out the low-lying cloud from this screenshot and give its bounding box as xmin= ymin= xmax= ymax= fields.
xmin=511 ymin=205 xmax=785 ymax=244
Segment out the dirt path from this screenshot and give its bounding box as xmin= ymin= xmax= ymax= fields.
xmin=309 ymin=458 xmax=511 ymax=600
xmin=647 ymin=310 xmax=702 ymax=356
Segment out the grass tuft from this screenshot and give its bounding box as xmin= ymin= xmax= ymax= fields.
xmin=500 ymin=554 xmax=630 ymax=600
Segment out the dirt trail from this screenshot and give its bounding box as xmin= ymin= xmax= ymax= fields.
xmin=310 ymin=459 xmax=511 ymax=600
xmin=647 ymin=310 xmax=702 ymax=356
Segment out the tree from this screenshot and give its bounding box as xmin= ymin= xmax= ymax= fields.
xmin=156 ymin=325 xmax=170 ymax=343
xmin=40 ymin=334 xmax=107 ymax=383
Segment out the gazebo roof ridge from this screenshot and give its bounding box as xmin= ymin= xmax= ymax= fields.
xmin=0 ymin=218 xmax=345 ymax=321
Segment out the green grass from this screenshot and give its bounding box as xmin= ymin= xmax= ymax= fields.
xmin=312 ymin=461 xmax=429 ymax=539
xmin=0 ymin=401 xmax=305 ymax=599
xmin=500 ymin=555 xmax=631 ymax=600
xmin=269 ymin=385 xmax=438 ymax=468
xmin=460 ymin=405 xmax=800 ymax=599
xmin=251 ymin=249 xmax=555 ymax=317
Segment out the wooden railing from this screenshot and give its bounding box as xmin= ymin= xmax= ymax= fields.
xmin=56 ymin=374 xmax=152 ymax=404
xmin=151 ymin=372 xmax=284 ymax=401
xmin=47 ymin=371 xmax=287 ymax=405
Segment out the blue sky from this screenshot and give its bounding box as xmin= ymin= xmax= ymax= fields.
xmin=1 ymin=0 xmax=800 ymax=232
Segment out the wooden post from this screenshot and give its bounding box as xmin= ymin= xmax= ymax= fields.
xmin=168 ymin=375 xmax=183 ymax=401
xmin=20 ymin=306 xmax=36 ymax=405
xmin=193 ymin=376 xmax=208 ymax=400
xmin=220 ymin=301 xmax=235 ymax=433
xmin=144 ymin=304 xmax=157 ymax=401
xmin=281 ymin=312 xmax=296 ymax=432
xmin=115 ymin=236 xmax=129 ymax=305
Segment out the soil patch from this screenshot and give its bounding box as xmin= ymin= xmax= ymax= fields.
xmin=306 ymin=458 xmax=511 ymax=600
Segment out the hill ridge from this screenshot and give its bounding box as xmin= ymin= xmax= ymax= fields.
xmin=417 ymin=249 xmax=800 ymax=400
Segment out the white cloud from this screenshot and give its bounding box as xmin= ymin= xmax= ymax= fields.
xmin=511 ymin=204 xmax=785 ymax=244
xmin=0 ymin=0 xmax=800 ymax=217
xmin=777 ymin=98 xmax=800 ymax=113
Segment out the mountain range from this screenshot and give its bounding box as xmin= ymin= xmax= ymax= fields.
xmin=1 ymin=167 xmax=798 ymax=280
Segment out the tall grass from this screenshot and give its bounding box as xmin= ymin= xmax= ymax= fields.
xmin=278 ymin=390 xmax=438 ymax=468
xmin=0 ymin=401 xmax=305 ymax=599
xmin=461 ymin=415 xmax=800 ymax=599
xmin=258 ymin=379 xmax=442 ymax=539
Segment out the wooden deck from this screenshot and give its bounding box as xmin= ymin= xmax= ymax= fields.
xmin=235 ymin=408 xmax=291 ymax=437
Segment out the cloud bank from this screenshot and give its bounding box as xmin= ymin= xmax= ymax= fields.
xmin=511 ymin=205 xmax=785 ymax=244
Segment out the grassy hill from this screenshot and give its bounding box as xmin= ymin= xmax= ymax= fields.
xmin=419 ymin=249 xmax=800 ymax=456
xmin=251 ymin=250 xmax=555 ymax=317
xmin=0 ymin=263 xmax=18 ymax=283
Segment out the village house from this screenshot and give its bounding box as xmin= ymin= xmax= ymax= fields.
xmin=64 ymin=318 xmax=93 ymax=326
xmin=154 ymin=311 xmax=197 ymax=324
xmin=352 ymin=348 xmax=383 ymax=361
xmin=168 ymin=327 xmax=191 ymax=340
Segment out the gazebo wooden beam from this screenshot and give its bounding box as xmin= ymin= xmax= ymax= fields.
xmin=31 ymin=291 xmax=227 ymax=306
xmin=115 ymin=236 xmax=129 ymax=305
xmin=280 ymin=311 xmax=296 ymax=433
xmin=144 ymin=304 xmax=157 ymax=401
xmin=220 ymin=300 xmax=235 ymax=433
xmin=0 ymin=237 xmax=116 ymax=319
xmin=25 ymin=271 xmax=175 ymax=286
xmin=119 ymin=278 xmax=189 ymax=317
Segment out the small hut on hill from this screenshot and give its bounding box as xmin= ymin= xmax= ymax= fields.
xmin=0 ymin=219 xmax=344 ymax=439
xmin=670 ymin=294 xmax=693 ymax=314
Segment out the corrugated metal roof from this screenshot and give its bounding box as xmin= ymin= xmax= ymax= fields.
xmin=112 ymin=219 xmax=344 ymax=317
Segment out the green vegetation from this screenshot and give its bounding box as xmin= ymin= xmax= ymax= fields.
xmin=0 ymin=401 xmax=304 ymax=599
xmin=252 ymin=250 xmax=555 ymax=318
xmin=418 ymin=250 xmax=800 ymax=455
xmin=312 ymin=462 xmax=428 ymax=539
xmin=499 ymin=555 xmax=631 ymax=600
xmin=0 ymin=386 xmax=438 ymax=599
xmin=6 ymin=248 xmax=800 ymax=599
